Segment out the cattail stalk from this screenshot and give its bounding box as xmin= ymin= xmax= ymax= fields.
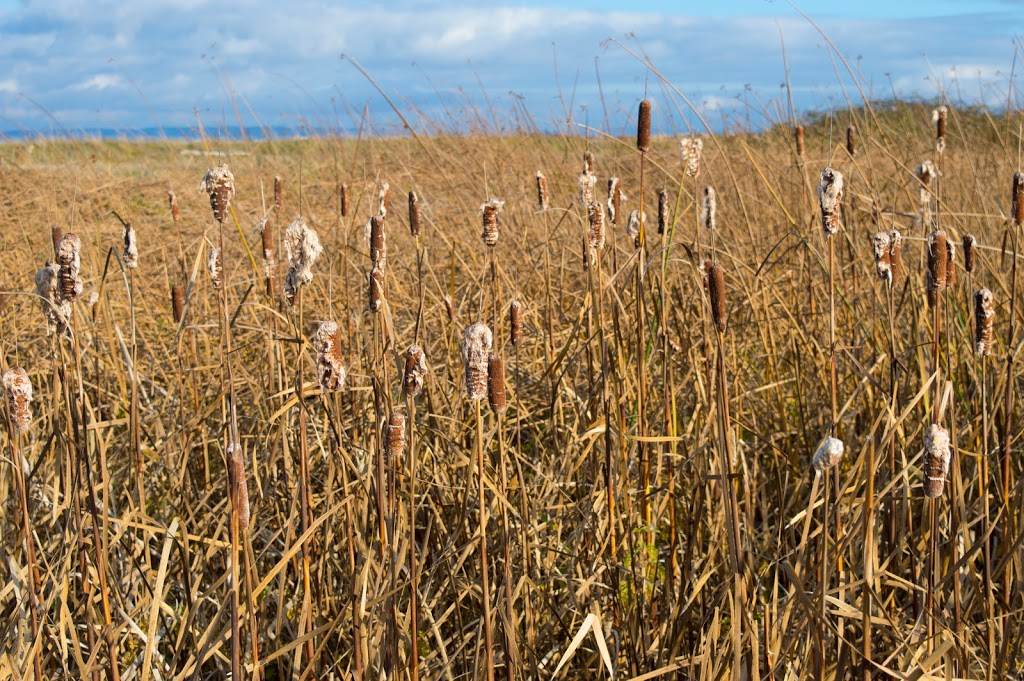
xmin=535 ymin=171 xmax=549 ymax=211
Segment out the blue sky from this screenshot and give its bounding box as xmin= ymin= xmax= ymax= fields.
xmin=0 ymin=0 xmax=1021 ymax=137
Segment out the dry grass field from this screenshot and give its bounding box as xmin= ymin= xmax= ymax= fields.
xmin=1 ymin=97 xmax=1024 ymax=679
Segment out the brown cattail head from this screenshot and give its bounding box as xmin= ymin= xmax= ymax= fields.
xmin=944 ymin=238 xmax=956 ymax=286
xmin=657 ymin=189 xmax=669 ymax=235
xmin=2 ymin=367 xmax=32 ymax=436
xmin=408 ymin=190 xmax=421 ymax=237
xmin=583 ymin=150 xmax=595 ymax=175
xmin=260 ymin=218 xmax=276 ymax=298
xmin=846 ymin=124 xmax=856 ymax=157
xmin=701 ymin=186 xmax=717 ymax=231
xmin=481 ymin=198 xmax=504 ymax=247
xmin=637 ymin=99 xmax=652 ymax=152
xmin=933 ymin=106 xmax=947 ymax=153
xmin=923 ymin=424 xmax=951 ymax=497
xmin=227 ymin=441 xmax=250 ymax=531
xmin=461 ymin=322 xmax=493 ymax=401
xmin=313 ymin=321 xmax=346 ymax=391
xmin=626 ymin=210 xmax=646 ymax=249
xmin=578 ymin=170 xmax=597 ymax=207
xmin=56 ymin=233 xmax=84 ymax=304
xmin=402 ymin=344 xmax=428 ymax=398
xmin=35 ymin=260 xmax=66 ymax=331
xmin=273 ymin=175 xmax=283 ymax=211
xmin=871 ymin=231 xmax=893 ymax=285
xmin=708 ymin=263 xmax=727 ymax=333
xmin=794 ymin=125 xmax=805 ymax=158
xmin=377 ymin=182 xmax=390 ymax=219
xmin=283 ymin=218 xmax=323 ymax=305
xmin=963 ymin=234 xmax=977 ymax=273
xmin=340 ymin=182 xmax=348 ymax=217
xmin=681 ymin=136 xmax=703 ymax=177
xmin=168 ymin=192 xmax=180 ymax=222
xmin=607 ymin=177 xmax=625 ymax=225
xmin=1013 ymin=172 xmax=1024 ymax=226
xmin=122 ymin=221 xmax=138 ymax=270
xmin=888 ymin=229 xmax=904 ymax=287
xmin=487 ymin=354 xmax=507 ymax=415
xmin=587 ymin=201 xmax=605 ymax=254
xmin=975 ymin=288 xmax=995 ymax=356
xmin=927 ymin=229 xmax=948 ymax=307
xmin=385 ymin=410 xmax=407 ymax=466
xmin=367 ymin=214 xmax=386 ymax=264
xmin=818 ymin=167 xmax=844 ymax=236
xmin=811 ymin=436 xmax=844 ymax=472
xmin=208 ymin=246 xmax=223 ymax=291
xmin=509 ymin=300 xmax=523 ymax=347
xmin=368 ymin=265 xmax=385 ymax=313
xmin=536 ymin=171 xmax=549 ymax=211
xmin=171 ymin=283 xmax=184 ymax=324
xmin=200 ymin=164 xmax=235 ymax=223
xmin=50 ymin=224 xmax=63 ymax=254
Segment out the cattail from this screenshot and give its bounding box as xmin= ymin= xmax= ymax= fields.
xmin=487 ymin=354 xmax=507 ymax=415
xmin=583 ymin=150 xmax=595 ymax=175
xmin=2 ymin=367 xmax=32 ymax=436
xmin=200 ymin=164 xmax=235 ymax=223
xmin=227 ymin=442 xmax=250 ymax=531
xmin=916 ymin=160 xmax=937 ymax=227
xmin=385 ymin=410 xmax=407 ymax=466
xmin=444 ymin=295 xmax=456 ymax=323
xmin=340 ymin=182 xmax=348 ymax=218
xmin=273 ymin=175 xmax=283 ymax=211
xmin=701 ymin=258 xmax=714 ymax=296
xmin=923 ymin=424 xmax=951 ymax=497
xmin=403 ymin=344 xmax=428 ymax=398
xmin=708 ymin=263 xmax=727 ymax=333
xmin=626 ymin=210 xmax=646 ymax=248
xmin=811 ymin=436 xmax=844 ymax=472
xmin=509 ymin=300 xmax=523 ymax=347
xmin=607 ymin=177 xmax=625 ymax=225
xmin=681 ymin=136 xmax=703 ymax=177
xmin=377 ymin=182 xmax=390 ymax=218
xmin=283 ymin=218 xmax=323 ymax=305
xmin=367 ymin=214 xmax=386 ymax=265
xmin=461 ymin=322 xmax=493 ymax=401
xmin=927 ymin=229 xmax=948 ymax=308
xmin=408 ymin=190 xmax=421 ymax=237
xmin=871 ymin=231 xmax=893 ymax=284
xmin=122 ymin=221 xmax=138 ymax=270
xmin=168 ymin=192 xmax=180 ymax=222
xmin=963 ymin=234 xmax=977 ymax=273
xmin=637 ymin=99 xmax=652 ymax=152
xmin=208 ymin=247 xmax=223 ymax=291
xmin=50 ymin=224 xmax=62 ymax=253
xmin=846 ymin=124 xmax=856 ymax=157
xmin=933 ymin=106 xmax=947 ymax=153
xmin=35 ymin=260 xmax=65 ymax=331
xmin=889 ymin=229 xmax=904 ymax=287
xmin=56 ymin=233 xmax=84 ymax=304
xmin=975 ymin=288 xmax=995 ymax=356
xmin=700 ymin=186 xmax=717 ymax=231
xmin=818 ymin=167 xmax=844 ymax=236
xmin=481 ymin=198 xmax=504 ymax=247
xmin=1013 ymin=172 xmax=1024 ymax=226
xmin=578 ymin=171 xmax=597 ymax=208
xmin=944 ymin=238 xmax=956 ymax=286
xmin=657 ymin=189 xmax=669 ymax=235
xmin=536 ymin=171 xmax=549 ymax=211
xmin=794 ymin=125 xmax=805 ymax=158
xmin=171 ymin=284 xmax=184 ymax=324
xmin=368 ymin=264 xmax=385 ymax=313
xmin=260 ymin=218 xmax=276 ymax=298
xmin=313 ymin=321 xmax=346 ymax=391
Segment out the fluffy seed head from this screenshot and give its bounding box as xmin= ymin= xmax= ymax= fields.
xmin=627 ymin=210 xmax=646 ymax=248
xmin=367 ymin=214 xmax=386 ymax=265
xmin=963 ymin=234 xmax=977 ymax=273
xmin=587 ymin=201 xmax=606 ymax=254
xmin=227 ymin=442 xmax=250 ymax=531
xmin=578 ymin=171 xmax=597 ymax=207
xmin=56 ymin=233 xmax=84 ymax=304
xmin=385 ymin=410 xmax=407 ymax=466
xmin=408 ymin=191 xmax=421 ymax=237
xmin=637 ymin=99 xmax=652 ymax=152
xmin=208 ymin=247 xmax=223 ymax=291
xmin=708 ymin=263 xmax=727 ymax=333
xmin=403 ymin=344 xmax=428 ymax=398
xmin=583 ymin=150 xmax=595 ymax=175
xmin=681 ymin=136 xmax=703 ymax=177
xmin=273 ymin=175 xmax=283 ymax=211
xmin=818 ymin=167 xmax=844 ymax=236
xmin=368 ymin=265 xmax=385 ymax=313
xmin=461 ymin=322 xmax=493 ymax=401
xmin=171 ymin=284 xmax=184 ymax=324
xmin=701 ymin=186 xmax=717 ymax=231
xmin=509 ymin=300 xmax=523 ymax=347
xmin=871 ymin=231 xmax=893 ymax=284
xmin=794 ymin=125 xmax=805 ymax=157
xmin=313 ymin=321 xmax=346 ymax=391
xmin=283 ymin=218 xmax=323 ymax=305
xmin=607 ymin=177 xmax=624 ymax=225
xmin=975 ymin=288 xmax=995 ymax=356
xmin=846 ymin=124 xmax=856 ymax=157
xmin=2 ymin=368 xmax=32 ymax=436
xmin=926 ymin=230 xmax=948 ymax=308
xmin=168 ymin=192 xmax=180 ymax=222
xmin=1013 ymin=172 xmax=1024 ymax=226
xmin=923 ymin=424 xmax=951 ymax=497
xmin=888 ymin=230 xmax=904 ymax=287
xmin=481 ymin=198 xmax=504 ymax=247
xmin=377 ymin=182 xmax=390 ymax=219
xmin=487 ymin=354 xmax=507 ymax=415
xmin=122 ymin=222 xmax=138 ymax=270
xmin=35 ymin=260 xmax=66 ymax=331
xmin=200 ymin=164 xmax=235 ymax=223
xmin=536 ymin=171 xmax=549 ymax=211
xmin=812 ymin=436 xmax=844 ymax=472
xmin=657 ymin=189 xmax=669 ymax=235
xmin=932 ymin=106 xmax=947 ymax=153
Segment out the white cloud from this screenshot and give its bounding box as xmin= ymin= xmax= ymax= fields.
xmin=73 ymin=74 xmax=124 ymax=91
xmin=0 ymin=78 xmax=17 ymax=93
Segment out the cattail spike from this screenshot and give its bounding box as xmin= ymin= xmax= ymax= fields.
xmin=273 ymin=175 xmax=283 ymax=211
xmin=681 ymin=137 xmax=703 ymax=177
xmin=461 ymin=323 xmax=493 ymax=401
xmin=368 ymin=214 xmax=386 ymax=265
xmin=56 ymin=233 xmax=84 ymax=305
xmin=171 ymin=284 xmax=185 ymax=324
xmin=888 ymin=229 xmax=904 ymax=287
xmin=626 ymin=210 xmax=646 ymax=249
xmin=923 ymin=424 xmax=951 ymax=497
xmin=408 ymin=191 xmax=421 ymax=237
xmin=871 ymin=231 xmax=893 ymax=285
xmin=975 ymin=288 xmax=995 ymax=356
xmin=846 ymin=124 xmax=856 ymax=156
xmin=963 ymin=234 xmax=977 ymax=273
xmin=657 ymin=189 xmax=669 ymax=235
xmin=812 ymin=436 xmax=844 ymax=472
xmin=313 ymin=321 xmax=346 ymax=391
xmin=481 ymin=198 xmax=504 ymax=247
xmin=487 ymin=354 xmax=507 ymax=415
xmin=50 ymin=224 xmax=62 ymax=254
xmin=168 ymin=192 xmax=180 ymax=222
xmin=200 ymin=164 xmax=235 ymax=224
xmin=208 ymin=247 xmax=223 ymax=291
xmin=536 ymin=171 xmax=549 ymax=211
xmin=818 ymin=167 xmax=844 ymax=236
xmin=227 ymin=442 xmax=250 ymax=531
xmin=583 ymin=150 xmax=595 ymax=175
xmin=283 ymin=218 xmax=323 ymax=305
xmin=123 ymin=222 xmax=138 ymax=270
xmin=509 ymin=300 xmax=523 ymax=347
xmin=368 ymin=265 xmax=385 ymax=313
xmin=927 ymin=229 xmax=948 ymax=308
xmin=260 ymin=218 xmax=276 ymax=299
xmin=933 ymin=106 xmax=948 ymax=153
xmin=340 ymin=182 xmax=348 ymax=218
xmin=2 ymin=367 xmax=32 ymax=436
xmin=385 ymin=411 xmax=407 ymax=467
xmin=607 ymin=177 xmax=623 ymax=225
xmin=378 ymin=182 xmax=390 ymax=219
xmin=637 ymin=99 xmax=652 ymax=152
xmin=700 ymin=186 xmax=716 ymax=231
xmin=1013 ymin=172 xmax=1024 ymax=226
xmin=794 ymin=125 xmax=805 ymax=158
xmin=403 ymin=345 xmax=428 ymax=398
xmin=708 ymin=263 xmax=727 ymax=333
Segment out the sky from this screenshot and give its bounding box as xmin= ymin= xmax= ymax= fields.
xmin=0 ymin=0 xmax=1022 ymax=137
